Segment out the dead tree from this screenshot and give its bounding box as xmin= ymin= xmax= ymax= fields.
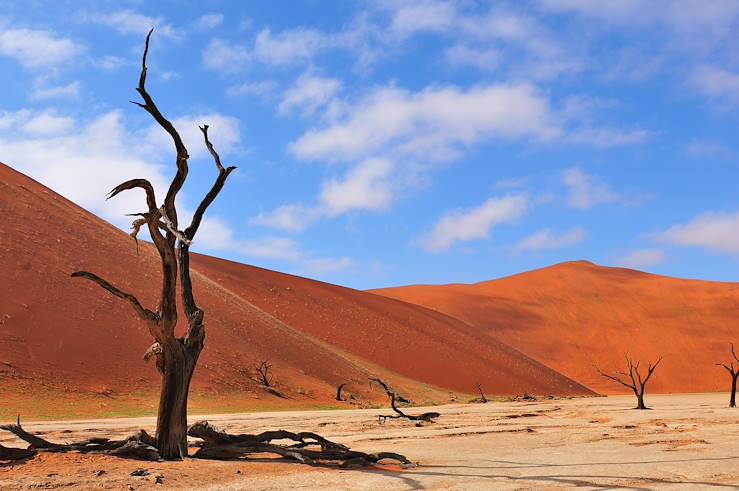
xmin=717 ymin=343 xmax=739 ymax=408
xmin=69 ymin=30 xmax=235 ymax=459
xmin=67 ymin=30 xmax=235 ymax=459
xmin=2 ymin=30 xmax=411 ymax=468
xmin=369 ymin=378 xmax=440 ymax=424
xmin=252 ymin=361 xmax=274 ymax=388
xmin=336 ymin=383 xmax=347 ymax=401
xmin=476 ymin=383 xmax=488 ymax=403
xmin=596 ymin=356 xmax=662 ymax=410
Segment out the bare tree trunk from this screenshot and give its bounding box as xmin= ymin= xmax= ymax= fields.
xmin=156 ymin=339 xmax=201 ymax=459
xmin=730 ymin=373 xmax=738 ymax=408
xmin=635 ymin=391 xmax=647 ymax=410
xmin=336 ymin=383 xmax=347 ymax=402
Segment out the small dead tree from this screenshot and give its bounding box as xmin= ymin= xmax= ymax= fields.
xmin=597 ymin=356 xmax=662 ymax=410
xmin=369 ymin=378 xmax=440 ymax=424
xmin=336 ymin=383 xmax=347 ymax=401
xmin=252 ymin=361 xmax=274 ymax=388
xmin=476 ymin=383 xmax=488 ymax=403
xmin=717 ymin=343 xmax=739 ymax=408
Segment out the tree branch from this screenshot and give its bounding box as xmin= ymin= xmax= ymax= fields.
xmin=107 ymin=179 xmax=158 ymax=213
xmin=133 ymin=28 xmax=189 ymax=230
xmin=71 ymin=271 xmax=158 ymax=323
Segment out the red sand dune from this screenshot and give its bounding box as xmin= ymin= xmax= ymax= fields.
xmin=373 ymin=261 xmax=739 ymax=394
xmin=0 ymin=162 xmax=591 ymax=416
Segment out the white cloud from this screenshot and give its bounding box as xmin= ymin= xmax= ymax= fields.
xmin=0 ymin=28 xmax=84 ymax=68
xmin=253 ymin=28 xmax=328 ymax=66
xmin=420 ymin=194 xmax=529 ymax=252
xmin=444 ymin=44 xmax=500 ymax=71
xmin=202 ymin=38 xmax=251 ymax=72
xmin=617 ymin=249 xmax=666 ymax=269
xmin=195 ymin=13 xmax=224 ymax=30
xmin=199 ymin=216 xmax=351 ymax=274
xmin=515 ymin=227 xmax=586 ymax=252
xmin=290 ymin=83 xmax=561 ymax=163
xmin=31 ymin=81 xmax=80 ymax=101
xmin=320 ymin=158 xmax=395 ymax=216
xmin=689 ymin=65 xmax=739 ymax=104
xmin=686 ymin=139 xmax=736 ymax=159
xmin=251 ymin=204 xmax=321 ymax=233
xmin=562 ymin=167 xmax=619 ymax=210
xmin=388 ymin=0 xmax=458 ymax=38
xmin=21 ymin=112 xmax=75 ymax=135
xmin=96 ymin=55 xmax=126 ymax=71
xmin=226 ymin=81 xmax=277 ymax=98
xmin=567 ymin=127 xmax=647 ymax=148
xmin=279 ymin=74 xmax=341 ymax=116
xmin=657 ymin=212 xmax=739 ymax=253
xmin=84 ymin=10 xmax=179 ymax=39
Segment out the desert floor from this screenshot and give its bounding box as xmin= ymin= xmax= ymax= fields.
xmin=1 ymin=393 xmax=738 ymax=490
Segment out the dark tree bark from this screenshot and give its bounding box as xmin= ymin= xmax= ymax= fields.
xmin=253 ymin=361 xmax=274 ymax=388
xmin=0 ymin=418 xmax=412 ymax=467
xmin=70 ymin=30 xmax=235 ymax=460
xmin=476 ymin=383 xmax=488 ymax=404
xmin=336 ymin=383 xmax=347 ymax=401
xmin=369 ymin=378 xmax=440 ymax=424
xmin=717 ymin=343 xmax=739 ymax=408
xmin=596 ymin=356 xmax=662 ymax=410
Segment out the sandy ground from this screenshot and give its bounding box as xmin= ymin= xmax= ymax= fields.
xmin=1 ymin=393 xmax=738 ymax=490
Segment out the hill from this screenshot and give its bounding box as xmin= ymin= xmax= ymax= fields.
xmin=373 ymin=261 xmax=739 ymax=394
xmin=0 ymin=162 xmax=591 ymax=418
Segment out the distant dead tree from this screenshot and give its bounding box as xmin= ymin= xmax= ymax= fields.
xmin=596 ymin=356 xmax=662 ymax=410
xmin=336 ymin=383 xmax=347 ymax=401
xmin=476 ymin=383 xmax=488 ymax=404
xmin=9 ymin=29 xmax=412 ymax=467
xmin=369 ymin=378 xmax=440 ymax=424
xmin=717 ymin=343 xmax=739 ymax=408
xmin=252 ymin=361 xmax=274 ymax=388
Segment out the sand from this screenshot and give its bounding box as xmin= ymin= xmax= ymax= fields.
xmin=0 ymin=161 xmax=590 ymax=420
xmin=373 ymin=261 xmax=739 ymax=395
xmin=2 ymin=393 xmax=738 ymax=490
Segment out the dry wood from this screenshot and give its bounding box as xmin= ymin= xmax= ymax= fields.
xmin=70 ymin=29 xmax=236 ymax=460
xmin=0 ymin=417 xmax=159 ymax=461
xmin=476 ymin=383 xmax=488 ymax=403
xmin=187 ymin=421 xmax=413 ymax=467
xmin=596 ymin=356 xmax=662 ymax=410
xmin=336 ymin=383 xmax=347 ymax=401
xmin=369 ymin=378 xmax=440 ymax=424
xmin=717 ymin=343 xmax=739 ymax=408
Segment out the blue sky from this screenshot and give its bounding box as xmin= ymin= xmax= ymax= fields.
xmin=1 ymin=1 xmax=739 ymax=289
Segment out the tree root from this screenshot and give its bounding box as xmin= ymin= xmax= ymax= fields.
xmin=187 ymin=421 xmax=413 ymax=467
xmin=0 ymin=417 xmax=413 ymax=468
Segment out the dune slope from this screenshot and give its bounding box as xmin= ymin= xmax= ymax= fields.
xmin=373 ymin=261 xmax=739 ymax=394
xmin=0 ymin=162 xmax=591 ymax=418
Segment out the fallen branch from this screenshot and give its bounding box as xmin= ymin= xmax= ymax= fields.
xmin=0 ymin=417 xmax=413 ymax=468
xmin=0 ymin=443 xmax=36 ymax=461
xmin=369 ymin=378 xmax=440 ymax=425
xmin=188 ymin=421 xmax=412 ymax=467
xmin=0 ymin=417 xmax=160 ymax=461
